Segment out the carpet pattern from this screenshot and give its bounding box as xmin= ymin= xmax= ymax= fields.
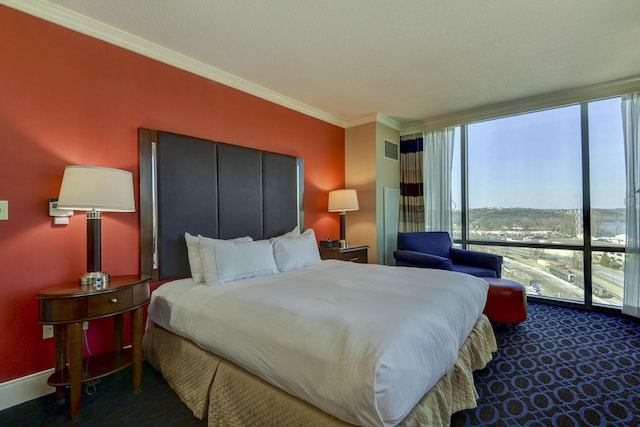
xmin=452 ymin=302 xmax=640 ymax=427
xmin=2 ymin=302 xmax=638 ymax=426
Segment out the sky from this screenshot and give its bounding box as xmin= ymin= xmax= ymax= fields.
xmin=451 ymin=97 xmax=626 ymax=210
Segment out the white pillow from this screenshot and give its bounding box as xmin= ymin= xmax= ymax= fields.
xmin=200 ymin=239 xmax=278 ymax=285
xmin=272 ymin=229 xmax=321 ymax=272
xmin=185 ymin=232 xmax=252 ymax=283
xmin=275 ymin=225 xmax=300 ymax=239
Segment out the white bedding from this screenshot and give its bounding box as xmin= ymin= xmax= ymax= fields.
xmin=147 ymin=260 xmax=488 ymax=427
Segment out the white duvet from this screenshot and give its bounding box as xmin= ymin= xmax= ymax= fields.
xmin=148 ymin=260 xmax=488 ymax=427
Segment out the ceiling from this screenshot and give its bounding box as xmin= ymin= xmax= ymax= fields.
xmin=6 ymin=0 xmax=640 ymax=128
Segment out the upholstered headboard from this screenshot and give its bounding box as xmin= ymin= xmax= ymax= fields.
xmin=139 ymin=129 xmax=303 ymax=280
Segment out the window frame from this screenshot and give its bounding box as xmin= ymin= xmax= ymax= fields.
xmin=454 ymin=99 xmax=626 ymax=311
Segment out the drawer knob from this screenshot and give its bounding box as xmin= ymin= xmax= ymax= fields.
xmin=110 ymin=298 xmax=118 ymax=303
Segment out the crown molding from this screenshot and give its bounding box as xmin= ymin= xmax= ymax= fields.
xmin=344 ymin=113 xmax=402 ymax=131
xmin=1 ymin=0 xmax=347 ymax=127
xmin=375 ymin=114 xmax=402 ymax=131
xmin=343 ymin=113 xmax=377 ymax=128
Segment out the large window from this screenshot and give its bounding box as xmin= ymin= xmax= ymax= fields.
xmin=453 ymin=98 xmax=626 ymax=308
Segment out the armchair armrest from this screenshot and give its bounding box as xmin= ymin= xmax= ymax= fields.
xmin=450 ymin=248 xmax=503 ymax=277
xmin=393 ymin=250 xmax=453 ymax=271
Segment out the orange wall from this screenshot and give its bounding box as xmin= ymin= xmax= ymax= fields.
xmin=0 ymin=6 xmax=345 ymax=383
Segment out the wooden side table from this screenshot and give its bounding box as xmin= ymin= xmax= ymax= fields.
xmin=319 ymin=245 xmax=369 ymax=263
xmin=36 ymin=275 xmax=150 ymax=419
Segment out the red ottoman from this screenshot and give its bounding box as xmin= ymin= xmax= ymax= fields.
xmin=483 ymin=278 xmax=527 ymax=324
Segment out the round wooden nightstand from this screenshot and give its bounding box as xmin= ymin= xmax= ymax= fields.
xmin=36 ymin=275 xmax=150 ymax=419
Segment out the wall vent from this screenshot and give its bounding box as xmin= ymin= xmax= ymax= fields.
xmin=384 ymin=140 xmax=399 ymax=161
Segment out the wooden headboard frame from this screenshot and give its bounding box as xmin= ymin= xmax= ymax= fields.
xmin=139 ymin=128 xmax=303 ymax=281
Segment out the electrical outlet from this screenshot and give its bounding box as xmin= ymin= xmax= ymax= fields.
xmin=43 ymin=325 xmax=54 ymax=339
xmin=83 ymin=321 xmax=89 ymax=330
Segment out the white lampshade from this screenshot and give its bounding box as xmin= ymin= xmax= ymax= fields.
xmin=328 ymin=189 xmax=359 ymax=212
xmin=57 ymin=165 xmax=135 ymax=212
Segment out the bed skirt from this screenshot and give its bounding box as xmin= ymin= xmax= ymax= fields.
xmin=142 ymin=314 xmax=497 ymax=427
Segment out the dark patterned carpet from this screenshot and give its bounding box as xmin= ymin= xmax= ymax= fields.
xmin=452 ymin=302 xmax=640 ymax=427
xmin=2 ymin=302 xmax=639 ymax=426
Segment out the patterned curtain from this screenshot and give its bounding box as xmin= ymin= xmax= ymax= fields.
xmin=622 ymin=92 xmax=640 ymax=318
xmin=399 ymin=134 xmax=425 ymax=232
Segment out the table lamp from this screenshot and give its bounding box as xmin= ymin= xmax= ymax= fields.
xmin=57 ymin=165 xmax=135 ymax=288
xmin=328 ymin=189 xmax=359 ymax=248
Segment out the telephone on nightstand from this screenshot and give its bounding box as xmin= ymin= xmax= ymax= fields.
xmin=319 ymin=239 xmax=340 ymax=248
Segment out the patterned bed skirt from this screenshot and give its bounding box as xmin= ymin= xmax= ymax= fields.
xmin=143 ymin=314 xmax=497 ymax=427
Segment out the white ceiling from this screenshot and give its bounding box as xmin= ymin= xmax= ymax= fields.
xmin=6 ymin=0 xmax=640 ymax=128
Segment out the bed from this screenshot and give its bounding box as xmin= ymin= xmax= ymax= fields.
xmin=139 ymin=128 xmax=497 ymax=426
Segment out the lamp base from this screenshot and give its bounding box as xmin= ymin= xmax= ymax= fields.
xmin=80 ymin=271 xmax=110 ymax=289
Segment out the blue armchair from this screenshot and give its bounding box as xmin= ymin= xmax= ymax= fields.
xmin=394 ymin=231 xmax=503 ymax=278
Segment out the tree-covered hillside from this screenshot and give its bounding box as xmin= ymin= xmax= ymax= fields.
xmin=453 ymin=208 xmax=625 ymax=238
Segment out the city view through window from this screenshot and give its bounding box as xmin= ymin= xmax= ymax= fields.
xmin=452 ymin=98 xmax=626 ymax=307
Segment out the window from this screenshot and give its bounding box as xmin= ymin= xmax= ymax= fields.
xmin=589 ymin=97 xmax=626 ymax=249
xmin=453 ymin=98 xmax=626 ymax=308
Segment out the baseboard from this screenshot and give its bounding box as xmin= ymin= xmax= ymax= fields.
xmin=0 ymin=369 xmax=55 ymax=411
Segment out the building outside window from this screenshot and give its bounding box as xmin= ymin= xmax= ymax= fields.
xmin=451 ymin=97 xmax=625 ymax=309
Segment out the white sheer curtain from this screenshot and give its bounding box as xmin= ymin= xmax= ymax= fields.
xmin=622 ymin=92 xmax=640 ymax=318
xmin=423 ymin=127 xmax=455 ymax=235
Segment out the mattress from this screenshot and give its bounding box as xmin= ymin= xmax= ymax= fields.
xmin=147 ymin=260 xmax=490 ymax=427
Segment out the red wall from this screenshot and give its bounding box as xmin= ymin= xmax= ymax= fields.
xmin=0 ymin=6 xmax=345 ymax=383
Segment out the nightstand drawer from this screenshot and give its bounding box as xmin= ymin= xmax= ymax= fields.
xmin=319 ymin=245 xmax=368 ymax=264
xmin=88 ymin=289 xmax=132 ymax=317
xmin=340 ymin=248 xmax=367 ymax=263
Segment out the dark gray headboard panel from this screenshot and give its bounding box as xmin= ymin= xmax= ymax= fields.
xmin=140 ymin=128 xmax=301 ymax=280
xmin=263 ymin=152 xmax=299 ymax=237
xmin=217 ymin=144 xmax=263 ymax=239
